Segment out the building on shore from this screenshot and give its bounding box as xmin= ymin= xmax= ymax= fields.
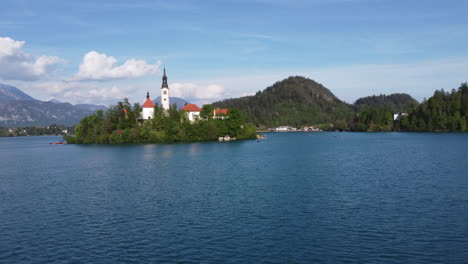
xmin=393 ymin=112 xmax=407 ymax=121
xmin=275 ymin=126 xmax=289 ymax=132
xmin=141 ymin=92 xmax=155 ymax=119
xmin=181 ymin=104 xmax=201 ymax=123
xmin=213 ymin=108 xmax=228 ymax=119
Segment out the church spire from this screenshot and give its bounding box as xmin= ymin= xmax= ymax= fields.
xmin=161 ymin=67 xmax=168 ymax=89
xmin=146 ymin=91 xmax=150 ymax=99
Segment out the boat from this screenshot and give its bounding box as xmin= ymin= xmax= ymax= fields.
xmin=48 ymin=141 xmax=64 ymax=144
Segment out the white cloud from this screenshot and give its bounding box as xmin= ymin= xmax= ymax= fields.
xmin=0 ymin=37 xmax=65 ymax=81
xmin=73 ymin=51 xmax=160 ymax=81
xmin=170 ymin=82 xmax=225 ymax=100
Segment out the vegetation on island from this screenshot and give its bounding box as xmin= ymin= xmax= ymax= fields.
xmin=64 ymin=99 xmax=257 ymax=144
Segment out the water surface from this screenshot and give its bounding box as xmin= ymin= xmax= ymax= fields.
xmin=1 ymin=133 xmax=467 ymax=263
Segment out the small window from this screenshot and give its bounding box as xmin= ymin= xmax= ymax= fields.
xmin=164 ymin=99 xmax=166 ymax=101
xmin=163 ymin=91 xmax=167 ymax=95
xmin=148 ymin=116 xmax=151 ymax=119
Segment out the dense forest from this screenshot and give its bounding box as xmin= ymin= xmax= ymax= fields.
xmin=65 ymin=99 xmax=257 ymax=144
xmin=400 ymin=83 xmax=468 ymax=132
xmin=354 ymin=93 xmax=418 ymax=113
xmin=212 ymin=76 xmax=354 ymax=128
xmin=342 ymin=83 xmax=468 ymax=132
xmin=212 ymin=76 xmax=468 ymax=132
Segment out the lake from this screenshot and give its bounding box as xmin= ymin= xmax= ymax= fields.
xmin=1 ymin=133 xmax=467 ymax=263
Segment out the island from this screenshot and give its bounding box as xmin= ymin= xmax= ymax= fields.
xmin=64 ymin=100 xmax=257 ymax=144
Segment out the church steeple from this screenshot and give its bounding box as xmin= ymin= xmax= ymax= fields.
xmin=161 ymin=67 xmax=170 ymax=110
xmin=146 ymin=91 xmax=150 ymax=99
xmin=161 ymin=67 xmax=168 ymax=89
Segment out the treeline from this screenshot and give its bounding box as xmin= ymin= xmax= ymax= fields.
xmin=354 ymin=93 xmax=418 ymax=113
xmin=400 ymin=83 xmax=468 ymax=131
xmin=349 ymin=83 xmax=468 ymax=132
xmin=212 ymin=76 xmax=468 ymax=132
xmin=0 ymin=124 xmax=72 ymax=137
xmin=65 ymin=99 xmax=257 ymax=144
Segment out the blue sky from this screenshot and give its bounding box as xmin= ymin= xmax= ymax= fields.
xmin=1 ymin=0 xmax=468 ymax=105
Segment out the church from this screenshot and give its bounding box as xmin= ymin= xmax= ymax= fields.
xmin=141 ymin=68 xmax=171 ymax=120
xmin=141 ymin=68 xmax=201 ymax=122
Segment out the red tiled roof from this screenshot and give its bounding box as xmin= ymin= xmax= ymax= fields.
xmin=214 ymin=108 xmax=228 ymax=115
xmin=181 ymin=104 xmax=201 ymax=112
xmin=142 ymin=98 xmax=155 ymax=108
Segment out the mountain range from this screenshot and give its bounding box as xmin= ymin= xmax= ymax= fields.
xmin=0 ymin=84 xmax=190 ymax=127
xmin=0 ymin=84 xmax=108 ymax=127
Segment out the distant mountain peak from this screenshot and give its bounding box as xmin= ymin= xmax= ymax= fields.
xmin=50 ymin=99 xmax=63 ymax=104
xmin=0 ymin=83 xmax=36 ymax=102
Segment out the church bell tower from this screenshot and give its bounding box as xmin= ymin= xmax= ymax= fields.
xmin=161 ymin=68 xmax=170 ymax=110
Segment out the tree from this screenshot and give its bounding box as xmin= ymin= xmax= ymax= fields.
xmin=200 ymin=104 xmax=214 ymax=119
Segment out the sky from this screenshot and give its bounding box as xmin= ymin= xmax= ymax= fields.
xmin=1 ymin=0 xmax=468 ymax=106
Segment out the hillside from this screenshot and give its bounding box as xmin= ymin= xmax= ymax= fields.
xmin=354 ymin=93 xmax=419 ymax=113
xmin=212 ymin=76 xmax=354 ymax=127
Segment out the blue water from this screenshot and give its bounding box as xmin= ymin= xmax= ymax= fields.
xmin=1 ymin=133 xmax=467 ymax=263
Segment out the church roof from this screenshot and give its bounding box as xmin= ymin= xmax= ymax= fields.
xmin=181 ymin=104 xmax=201 ymax=112
xmin=214 ymin=108 xmax=228 ymax=115
xmin=142 ymin=98 xmax=155 ymax=108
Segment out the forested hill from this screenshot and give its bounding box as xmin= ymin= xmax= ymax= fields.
xmin=212 ymin=76 xmax=353 ymax=127
xmin=354 ymin=93 xmax=419 ymax=112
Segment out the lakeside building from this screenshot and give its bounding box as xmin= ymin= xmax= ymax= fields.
xmin=181 ymin=104 xmax=201 ymax=123
xmin=140 ymin=68 xmax=171 ymax=120
xmin=141 ymin=92 xmax=155 ymax=119
xmin=275 ymin=126 xmax=289 ymax=132
xmin=213 ymin=108 xmax=228 ymax=119
xmin=393 ymin=112 xmax=407 ymax=121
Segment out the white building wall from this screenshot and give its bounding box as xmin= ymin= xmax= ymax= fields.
xmin=187 ymin=111 xmax=200 ymax=122
xmin=161 ymin=87 xmax=170 ymax=110
xmin=142 ymin=107 xmax=154 ymax=120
